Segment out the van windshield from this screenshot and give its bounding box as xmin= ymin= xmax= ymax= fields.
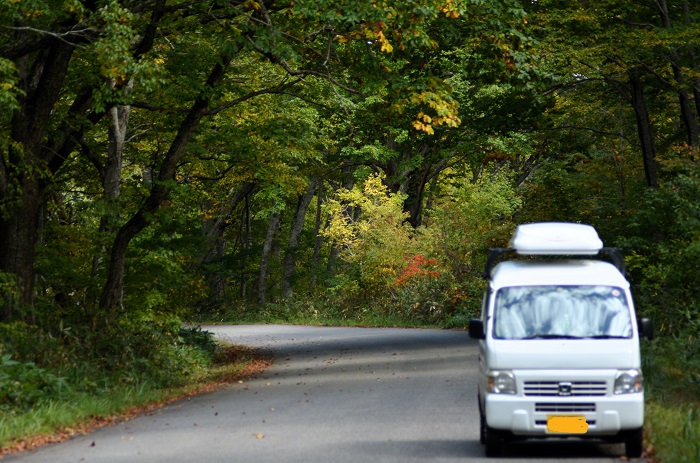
xmin=493 ymin=285 xmax=632 ymax=340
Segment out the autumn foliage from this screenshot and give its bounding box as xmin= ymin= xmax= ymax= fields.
xmin=394 ymin=255 xmax=441 ymax=287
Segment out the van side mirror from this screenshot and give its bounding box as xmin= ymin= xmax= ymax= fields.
xmin=638 ymin=318 xmax=654 ymax=340
xmin=469 ymin=319 xmax=485 ymax=339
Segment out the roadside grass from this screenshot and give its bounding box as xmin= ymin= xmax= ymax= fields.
xmin=195 ymin=299 xmax=445 ymax=329
xmin=642 ymin=336 xmax=700 ymax=463
xmin=645 ymin=402 xmax=699 ymax=463
xmin=0 ymin=344 xmax=271 ymax=457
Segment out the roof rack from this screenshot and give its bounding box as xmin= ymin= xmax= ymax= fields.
xmin=482 ymin=247 xmax=627 ymax=279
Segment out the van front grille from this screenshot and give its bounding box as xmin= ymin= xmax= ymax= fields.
xmin=524 ymin=381 xmax=607 ymax=397
xmin=535 ymin=402 xmax=596 ymax=413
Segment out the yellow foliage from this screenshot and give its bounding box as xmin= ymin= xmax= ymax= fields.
xmin=322 ymin=175 xmax=421 ymax=291
xmin=377 ymin=31 xmax=394 ymax=53
xmin=413 ymin=120 xmax=435 ymax=135
xmin=244 ymin=0 xmax=261 ymax=10
xmin=409 ymin=89 xmax=461 ymax=134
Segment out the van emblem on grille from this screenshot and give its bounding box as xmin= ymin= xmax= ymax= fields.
xmin=558 ymin=382 xmax=573 ymax=396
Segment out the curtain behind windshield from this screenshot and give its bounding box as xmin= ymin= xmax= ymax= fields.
xmin=494 ymin=286 xmax=632 ymax=339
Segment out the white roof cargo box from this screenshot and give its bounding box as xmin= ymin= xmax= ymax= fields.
xmin=510 ymin=222 xmax=603 ymax=255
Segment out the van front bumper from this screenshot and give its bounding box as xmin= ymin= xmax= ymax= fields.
xmin=484 ymin=393 xmax=644 ymax=436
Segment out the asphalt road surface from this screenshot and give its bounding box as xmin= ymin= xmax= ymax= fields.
xmin=5 ymin=325 xmax=643 ymax=462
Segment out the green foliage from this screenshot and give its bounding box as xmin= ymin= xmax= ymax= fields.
xmin=646 ymin=401 xmax=700 ymax=463
xmin=0 ymin=354 xmax=71 ymax=411
xmin=205 ymin=297 xmax=440 ymax=328
xmin=421 ymin=168 xmax=519 ymax=312
xmin=0 ymin=272 xmax=19 ymax=310
xmin=319 ymin=175 xmax=457 ymax=323
xmin=0 ymin=322 xmax=71 ymax=410
xmin=0 ymin=57 xmax=21 ymax=113
xmin=643 ymin=335 xmax=700 ymax=405
xmin=0 ymin=316 xmax=219 ymax=404
xmin=0 ymin=317 xmax=222 ymax=451
xmin=316 ymin=170 xmax=518 ymax=324
xmin=613 ymin=153 xmax=700 ymax=336
xmin=0 ymin=330 xmax=256 ymax=451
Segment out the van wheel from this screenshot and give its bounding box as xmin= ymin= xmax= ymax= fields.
xmin=624 ymin=428 xmax=643 ymax=458
xmin=479 ymin=409 xmax=486 ymax=444
xmin=484 ymin=425 xmax=502 ymax=457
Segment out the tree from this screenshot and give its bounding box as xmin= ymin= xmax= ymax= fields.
xmin=1 ymin=0 xmax=476 ymax=320
xmin=526 ymin=0 xmax=700 ymax=188
xmin=318 ymin=0 xmax=541 ymax=228
xmin=0 ymin=1 xmax=148 ymax=320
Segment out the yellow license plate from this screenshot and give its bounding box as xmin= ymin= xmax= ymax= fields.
xmin=547 ymin=415 xmax=588 ymax=434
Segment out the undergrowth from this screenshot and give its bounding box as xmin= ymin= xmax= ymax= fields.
xmin=642 ymin=333 xmax=700 ymax=463
xmin=0 ymin=319 xmax=269 ymax=456
xmin=195 ymin=292 xmax=480 ymax=329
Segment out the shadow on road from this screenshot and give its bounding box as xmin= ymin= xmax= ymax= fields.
xmin=500 ymin=439 xmax=626 ymax=459
xmin=341 ymin=438 xmax=627 ymax=461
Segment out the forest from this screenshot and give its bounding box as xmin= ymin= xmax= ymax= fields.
xmin=0 ymin=0 xmax=698 ymax=460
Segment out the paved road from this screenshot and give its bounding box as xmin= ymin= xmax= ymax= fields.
xmin=5 ymin=325 xmax=640 ymax=462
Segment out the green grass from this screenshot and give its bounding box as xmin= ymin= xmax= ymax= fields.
xmin=0 ymin=384 xmax=162 ymax=448
xmin=194 ymin=299 xmax=451 ymax=328
xmin=645 ymin=402 xmax=700 ymax=463
xmin=0 ymin=344 xmax=268 ymax=456
xmin=642 ymin=335 xmax=700 ymax=463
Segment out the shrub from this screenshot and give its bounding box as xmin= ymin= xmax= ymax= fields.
xmin=322 ymin=174 xmax=418 ymax=299
xmin=0 ymin=354 xmax=71 ymax=410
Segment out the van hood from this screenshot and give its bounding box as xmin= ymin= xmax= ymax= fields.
xmin=487 ymin=339 xmax=640 ymax=370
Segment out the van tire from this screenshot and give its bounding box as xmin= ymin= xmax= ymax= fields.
xmin=484 ymin=425 xmax=502 ymax=457
xmin=624 ymin=427 xmax=643 ymax=458
xmin=479 ymin=404 xmax=486 ymax=444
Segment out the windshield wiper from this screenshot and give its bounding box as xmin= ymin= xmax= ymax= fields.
xmin=520 ymin=334 xmax=583 ymax=340
xmin=585 ymin=335 xmax=630 ymax=339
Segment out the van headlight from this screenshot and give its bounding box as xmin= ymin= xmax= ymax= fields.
xmin=488 ymin=370 xmax=517 ymax=394
xmin=614 ymin=369 xmax=644 ymax=394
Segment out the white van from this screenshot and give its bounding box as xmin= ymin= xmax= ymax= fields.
xmin=469 ymin=222 xmax=653 ymax=458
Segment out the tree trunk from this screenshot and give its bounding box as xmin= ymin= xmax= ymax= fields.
xmin=99 ymin=58 xmax=231 ymax=315
xmin=310 ymin=181 xmax=325 ymax=289
xmin=682 ymin=2 xmax=700 ymax=124
xmin=89 ymin=80 xmax=133 ymax=311
xmin=281 ymin=179 xmax=318 ymax=299
xmin=199 ymin=182 xmax=255 ymax=301
xmin=0 ymin=40 xmax=76 ymax=321
xmin=240 ymin=194 xmax=252 ymax=299
xmin=200 ymin=182 xmax=256 ymax=264
xmin=258 ymin=207 xmax=281 ymax=305
xmin=402 ymin=158 xmax=447 ymax=228
xmin=403 ymin=168 xmax=430 ymax=228
xmin=104 ymin=96 xmax=131 ymax=206
xmin=628 ymin=67 xmax=659 ymax=188
xmin=0 ymin=2 xmax=169 ymax=322
xmin=671 ymin=54 xmax=699 ymax=147
xmin=656 ymin=0 xmax=699 ymax=146
xmin=326 ymin=164 xmax=355 ymax=280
